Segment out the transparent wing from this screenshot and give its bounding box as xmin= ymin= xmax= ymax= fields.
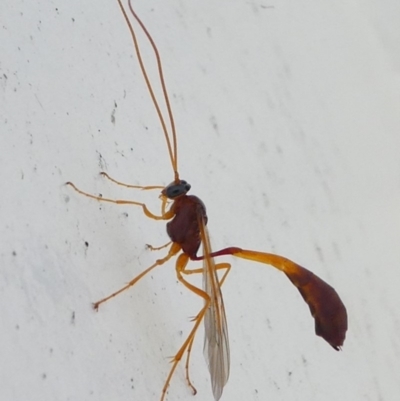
xmin=199 ymin=217 xmax=230 ymax=401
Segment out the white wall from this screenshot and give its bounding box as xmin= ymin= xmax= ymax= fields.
xmin=1 ymin=1 xmax=399 ymax=400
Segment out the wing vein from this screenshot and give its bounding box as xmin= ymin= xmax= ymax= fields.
xmin=199 ymin=217 xmax=230 ymax=401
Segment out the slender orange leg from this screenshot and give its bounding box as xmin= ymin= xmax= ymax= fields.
xmin=183 ymin=262 xmax=231 ymax=395
xmin=184 ymin=337 xmax=197 ymax=395
xmin=66 ymin=181 xmax=174 ymax=221
xmin=100 ymin=171 xmax=164 ymax=191
xmin=159 ymin=253 xmax=212 ymax=401
xmin=93 ymin=242 xmax=181 ymax=310
xmin=194 ymin=247 xmax=348 ymax=350
xmin=182 ymin=262 xmax=231 ymax=281
xmin=146 ymin=241 xmax=172 ymax=251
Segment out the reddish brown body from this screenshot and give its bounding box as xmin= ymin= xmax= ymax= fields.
xmin=166 ymin=195 xmax=207 ymax=259
xmin=286 ymin=266 xmax=347 ymax=349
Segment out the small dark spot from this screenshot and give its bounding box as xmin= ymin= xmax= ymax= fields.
xmin=12 ymin=251 xmax=17 ymax=256
xmin=210 ymin=115 xmax=218 ymax=131
xmin=15 ymin=324 xmax=20 ymax=330
xmin=122 ymin=212 xmax=128 ymax=218
xmin=314 ymin=244 xmax=324 ymax=262
xmin=42 ymin=373 xmax=47 ymax=380
xmin=84 ymin=241 xmax=89 ymax=247
xmin=49 ymin=348 xmax=53 ymax=354
xmin=272 ymin=381 xmax=280 ymax=390
xmin=97 ymin=152 xmax=107 ymax=170
xmin=71 ymin=311 xmax=75 ymax=324
xmin=71 ymin=17 xmax=75 ymax=22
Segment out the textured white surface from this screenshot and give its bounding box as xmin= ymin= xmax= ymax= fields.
xmin=1 ymin=1 xmax=400 ymax=400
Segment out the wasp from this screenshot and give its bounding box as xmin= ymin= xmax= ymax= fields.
xmin=67 ymin=1 xmax=347 ymax=400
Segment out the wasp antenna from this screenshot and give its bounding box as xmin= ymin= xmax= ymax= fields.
xmin=117 ymin=0 xmax=179 ymax=176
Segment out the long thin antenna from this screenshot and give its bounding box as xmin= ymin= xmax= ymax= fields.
xmin=116 ymin=0 xmax=179 ymax=182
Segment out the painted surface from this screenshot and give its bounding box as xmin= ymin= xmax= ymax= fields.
xmin=1 ymin=1 xmax=399 ymax=400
